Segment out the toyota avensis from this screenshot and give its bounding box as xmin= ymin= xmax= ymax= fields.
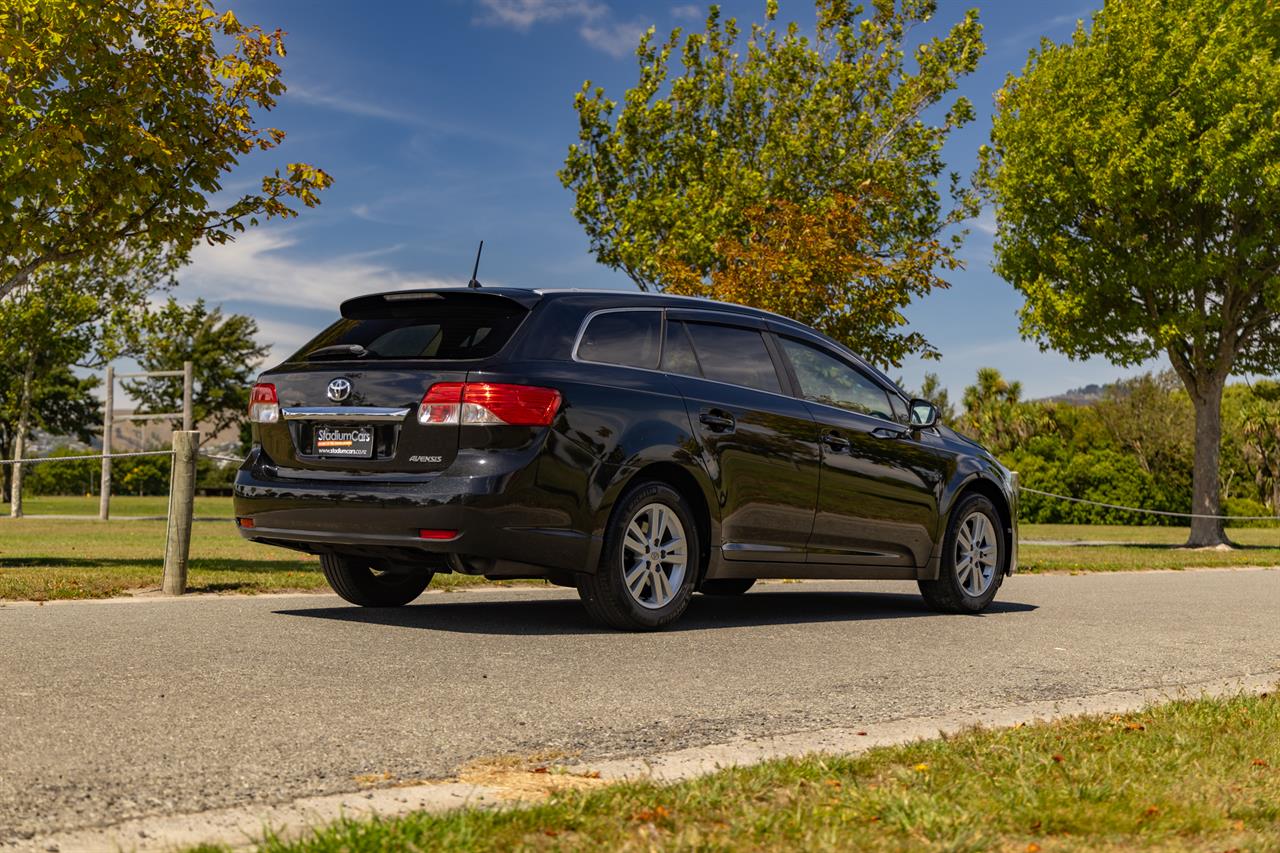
xmin=234 ymin=288 xmax=1018 ymax=630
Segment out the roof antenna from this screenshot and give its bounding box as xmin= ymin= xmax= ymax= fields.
xmin=467 ymin=240 xmax=484 ymax=289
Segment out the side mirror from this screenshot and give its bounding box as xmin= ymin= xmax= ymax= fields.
xmin=909 ymin=399 xmax=939 ymax=429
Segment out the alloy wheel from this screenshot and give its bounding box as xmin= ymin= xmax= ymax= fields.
xmin=621 ymin=502 xmax=689 ymax=610
xmin=955 ymin=511 xmax=998 ymax=597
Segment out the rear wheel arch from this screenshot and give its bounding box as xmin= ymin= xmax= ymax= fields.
xmin=609 ymin=462 xmax=714 ymax=585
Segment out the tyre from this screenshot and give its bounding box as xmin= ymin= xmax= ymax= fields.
xmin=577 ymin=481 xmax=699 ymax=630
xmin=918 ymin=494 xmax=1005 ymax=613
xmin=699 ymin=578 xmax=755 ymax=596
xmin=320 ymin=554 xmax=433 ymax=607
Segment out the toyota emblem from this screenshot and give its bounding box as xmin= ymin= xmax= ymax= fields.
xmin=326 ymin=378 xmax=352 ymax=402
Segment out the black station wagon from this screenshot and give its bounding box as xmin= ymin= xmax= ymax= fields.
xmin=234 ymin=288 xmax=1018 ymax=630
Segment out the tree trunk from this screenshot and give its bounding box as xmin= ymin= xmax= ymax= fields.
xmin=1186 ymin=376 xmax=1228 ymax=546
xmin=10 ymin=355 xmax=35 ymax=519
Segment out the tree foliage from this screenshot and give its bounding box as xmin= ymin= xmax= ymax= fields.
xmin=0 ymin=0 xmax=332 ymax=301
xmin=124 ymin=297 xmax=269 ymax=444
xmin=561 ymin=0 xmax=984 ymax=362
xmin=661 ymin=192 xmax=952 ymax=365
xmin=957 ymin=367 xmax=1047 ymax=457
xmin=979 ymin=0 xmax=1280 ymax=544
xmin=0 ymin=251 xmax=171 ymax=504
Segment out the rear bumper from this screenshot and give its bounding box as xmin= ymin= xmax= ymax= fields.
xmin=232 ymin=449 xmax=596 ymax=576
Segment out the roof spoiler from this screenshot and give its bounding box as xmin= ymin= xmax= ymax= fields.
xmin=339 ymin=288 xmax=542 ymax=319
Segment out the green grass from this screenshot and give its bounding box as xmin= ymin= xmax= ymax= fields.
xmin=0 ymin=514 xmax=513 ymax=601
xmin=205 ymin=691 xmax=1280 ymax=852
xmin=2 ymin=498 xmax=1277 ymax=600
xmin=0 ymin=494 xmax=233 ymax=517
xmin=1021 ymin=522 xmax=1280 ymax=545
xmin=1020 ymin=523 xmax=1280 ymax=572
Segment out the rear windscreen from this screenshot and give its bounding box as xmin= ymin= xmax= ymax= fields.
xmin=289 ymin=302 xmax=529 ymax=362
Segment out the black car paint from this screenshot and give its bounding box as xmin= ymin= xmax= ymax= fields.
xmin=233 ymin=288 xmax=1018 ymax=585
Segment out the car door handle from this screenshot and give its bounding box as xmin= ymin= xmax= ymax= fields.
xmin=821 ymin=430 xmax=851 ymax=453
xmin=871 ymin=426 xmax=907 ymax=440
xmin=698 ymin=410 xmax=736 ymax=433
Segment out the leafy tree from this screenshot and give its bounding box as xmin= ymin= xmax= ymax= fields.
xmin=980 ymin=0 xmax=1280 ymax=545
xmin=1231 ymin=382 xmax=1280 ymax=514
xmin=662 ymin=192 xmax=953 ymax=365
xmin=0 ymin=365 xmax=98 ymax=503
xmin=561 ymin=0 xmax=984 ymax=362
xmin=0 ymin=251 xmax=169 ymax=513
xmin=1094 ymin=372 xmax=1193 ymax=478
xmin=124 ymin=297 xmax=269 ymax=445
xmin=957 ymin=367 xmax=1047 ymax=456
xmin=0 ymin=0 xmax=331 ymax=302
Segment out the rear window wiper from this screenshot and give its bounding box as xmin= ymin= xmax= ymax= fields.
xmin=305 ymin=344 xmax=368 ymax=360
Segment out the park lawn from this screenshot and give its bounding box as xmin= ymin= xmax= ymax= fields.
xmin=1021 ymin=522 xmax=1280 ymax=545
xmin=0 ymin=516 xmax=511 ymax=601
xmin=202 ymin=691 xmax=1280 ymax=852
xmin=1019 ymin=522 xmax=1280 ymax=572
xmin=2 ymin=499 xmax=1277 ymax=600
xmin=0 ymin=494 xmax=233 ymax=517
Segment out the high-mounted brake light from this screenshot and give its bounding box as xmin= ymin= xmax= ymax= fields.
xmin=249 ymin=383 xmax=280 ymax=424
xmin=418 ymin=383 xmax=561 ymax=427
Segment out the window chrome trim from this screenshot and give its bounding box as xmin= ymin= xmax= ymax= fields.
xmin=281 ymin=406 xmax=411 ymax=422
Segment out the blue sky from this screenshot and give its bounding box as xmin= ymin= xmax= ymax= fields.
xmin=181 ymin=0 xmax=1140 ymax=400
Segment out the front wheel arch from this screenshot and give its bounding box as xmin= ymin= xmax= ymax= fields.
xmin=944 ymin=475 xmax=1014 ymax=576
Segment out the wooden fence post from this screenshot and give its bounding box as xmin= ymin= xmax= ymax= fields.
xmin=162 ymin=430 xmax=199 ymax=595
xmin=99 ymin=366 xmax=113 ymax=521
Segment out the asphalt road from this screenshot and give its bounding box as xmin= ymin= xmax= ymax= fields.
xmin=2 ymin=570 xmax=1279 ymax=843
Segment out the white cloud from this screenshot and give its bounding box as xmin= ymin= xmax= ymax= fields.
xmin=671 ymin=4 xmax=701 ymax=21
xmin=182 ymin=230 xmax=456 ymax=312
xmin=972 ymin=208 xmax=997 ymax=237
xmin=475 ymin=0 xmax=606 ymax=30
xmin=475 ymin=0 xmax=649 ymax=58
xmin=287 ymin=83 xmax=426 ymax=126
xmin=579 ymin=19 xmax=649 ymax=58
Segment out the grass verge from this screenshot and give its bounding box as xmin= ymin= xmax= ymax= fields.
xmin=196 ymin=691 xmax=1280 ymax=852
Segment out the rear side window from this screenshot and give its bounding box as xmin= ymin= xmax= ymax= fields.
xmin=291 ymin=301 xmax=527 ymax=361
xmin=576 ymin=311 xmax=662 ymax=369
xmin=684 ymin=323 xmax=781 ymax=393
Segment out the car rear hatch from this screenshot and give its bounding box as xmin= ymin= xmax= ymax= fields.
xmin=250 ymin=290 xmax=539 ymax=475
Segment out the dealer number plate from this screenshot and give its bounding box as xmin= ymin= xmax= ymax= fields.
xmin=315 ymin=426 xmax=375 ymax=459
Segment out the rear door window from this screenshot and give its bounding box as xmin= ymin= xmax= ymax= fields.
xmin=684 ymin=323 xmax=782 ymax=393
xmin=576 ymin=310 xmax=662 ymax=369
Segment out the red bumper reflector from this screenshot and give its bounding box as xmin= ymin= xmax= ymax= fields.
xmin=237 ymin=517 xmax=255 ymax=529
xmin=418 ymin=529 xmax=458 ymax=540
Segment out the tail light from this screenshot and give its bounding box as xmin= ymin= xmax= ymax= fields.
xmin=418 ymin=383 xmax=561 ymax=427
xmin=249 ymin=383 xmax=280 ymax=423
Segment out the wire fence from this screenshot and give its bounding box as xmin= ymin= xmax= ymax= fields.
xmin=0 ymin=449 xmax=176 ymax=466
xmin=4 ymin=451 xmax=1279 ymax=522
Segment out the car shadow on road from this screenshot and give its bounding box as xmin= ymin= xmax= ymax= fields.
xmin=274 ymin=589 xmax=1038 ymax=636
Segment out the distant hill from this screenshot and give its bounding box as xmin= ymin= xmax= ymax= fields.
xmin=1039 ymin=383 xmax=1108 ymax=405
